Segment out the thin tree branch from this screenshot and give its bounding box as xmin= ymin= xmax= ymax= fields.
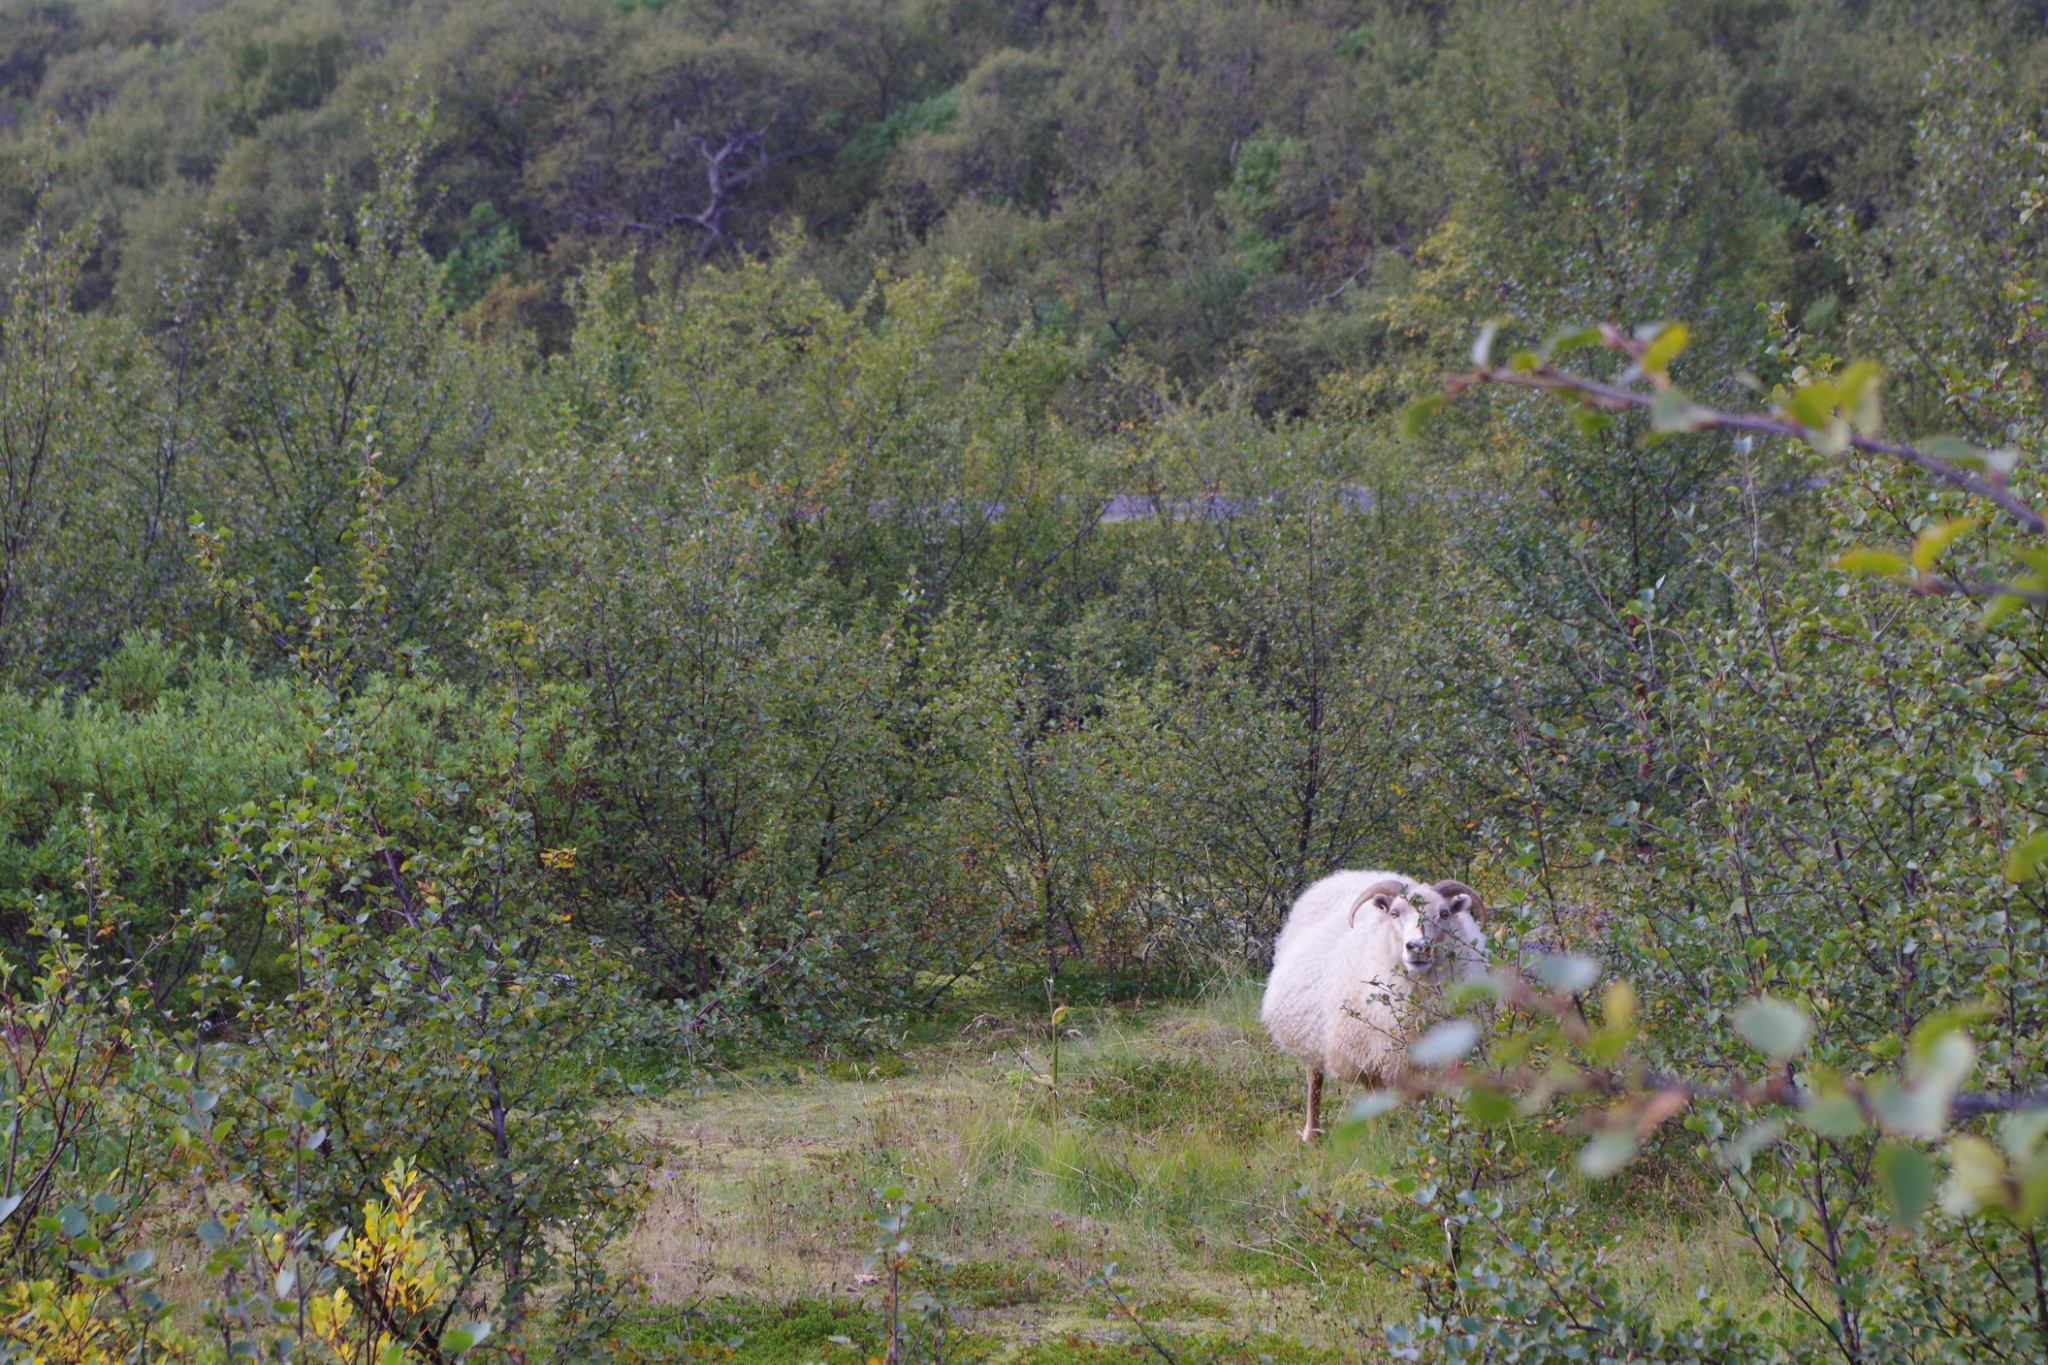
xmin=1441 ymin=361 xmax=2046 ymax=536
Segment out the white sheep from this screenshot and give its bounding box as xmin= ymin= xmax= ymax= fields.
xmin=1259 ymin=870 xmax=1488 ymax=1141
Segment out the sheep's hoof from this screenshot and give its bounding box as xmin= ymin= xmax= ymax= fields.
xmin=1299 ymin=1126 xmax=1323 ymax=1144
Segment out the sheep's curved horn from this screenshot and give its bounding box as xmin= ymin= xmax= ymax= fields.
xmin=1346 ymin=877 xmax=1410 ymax=927
xmin=1434 ymin=879 xmax=1484 ymax=924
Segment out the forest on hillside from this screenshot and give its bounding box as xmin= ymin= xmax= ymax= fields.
xmin=5 ymin=0 xmax=2048 ymax=1360
xmin=4 ymin=0 xmax=2028 ymax=399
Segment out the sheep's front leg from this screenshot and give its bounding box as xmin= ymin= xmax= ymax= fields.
xmin=1301 ymin=1065 xmax=1324 ymax=1143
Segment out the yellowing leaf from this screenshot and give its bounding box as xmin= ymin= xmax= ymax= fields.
xmin=1401 ymin=394 xmax=1446 ymax=437
xmin=2004 ymin=829 xmax=2048 ymax=883
xmin=1982 ymin=591 xmax=2028 ymax=631
xmin=1836 ymin=360 xmax=1884 ymax=434
xmin=1786 ymin=381 xmax=1837 ymax=432
xmin=1641 ymin=322 xmax=1689 ymax=375
xmin=1910 ymin=518 xmax=1977 ymax=573
xmin=1834 ymin=547 xmax=1909 ymax=578
xmin=1603 ymin=979 xmax=1637 ymax=1031
xmin=1945 ymin=1135 xmax=2013 ymax=1216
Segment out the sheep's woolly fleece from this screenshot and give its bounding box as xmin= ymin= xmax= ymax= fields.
xmin=1259 ymin=869 xmax=1488 ymax=1088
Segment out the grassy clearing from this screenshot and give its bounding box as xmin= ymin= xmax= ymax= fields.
xmin=615 ymin=974 xmax=1770 ymax=1361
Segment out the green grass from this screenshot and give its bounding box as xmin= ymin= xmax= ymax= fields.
xmin=1009 ymin=1328 xmax=1339 ymax=1365
xmin=613 ymin=975 xmax=1770 ymax=1360
xmin=934 ymin=1260 xmax=1059 ymax=1309
xmin=617 ymin=1298 xmax=892 ymax=1364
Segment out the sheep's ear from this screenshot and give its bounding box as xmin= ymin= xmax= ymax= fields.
xmin=1348 ymin=879 xmax=1408 ymax=925
xmin=1446 ymin=893 xmax=1473 ymax=917
xmin=1433 ymin=880 xmax=1484 ymax=925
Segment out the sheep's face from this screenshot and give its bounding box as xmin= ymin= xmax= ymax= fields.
xmin=1399 ymin=904 xmax=1437 ymax=975
xmin=1409 ymin=884 xmax=1489 ymax=980
xmin=1358 ymin=890 xmax=1434 ymax=974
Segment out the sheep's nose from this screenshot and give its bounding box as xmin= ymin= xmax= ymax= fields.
xmin=1406 ymin=938 xmax=1430 ymax=957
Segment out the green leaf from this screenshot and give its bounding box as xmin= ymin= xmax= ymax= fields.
xmin=1834 ymin=547 xmax=1909 ymax=578
xmin=2006 ymin=830 xmax=2048 ymax=883
xmin=1471 ymin=317 xmax=1508 ymax=367
xmin=1796 ymin=1092 xmax=1865 ymax=1138
xmin=59 ymin=1207 xmax=88 ymax=1238
xmin=1876 ymin=1143 xmax=1937 ymax=1227
xmin=196 ymin=1219 xmax=226 ymax=1247
xmin=2019 ymin=1149 xmax=2048 ymax=1225
xmin=1400 ymin=394 xmax=1446 ymax=437
xmin=1808 ymin=422 xmax=1851 ymax=458
xmin=1722 ymin=1120 xmax=1782 ymax=1168
xmin=1463 ymin=1086 xmax=1517 ymax=1126
xmin=1786 ymin=381 xmax=1837 ymax=432
xmin=1565 ymin=405 xmax=1614 ymax=437
xmin=1733 ymin=996 xmax=1810 ymax=1060
xmin=1912 ymin=1001 xmax=1995 ymax=1059
xmin=442 ymin=1322 xmax=492 ymax=1354
xmin=1836 ymin=360 xmax=1884 ymax=433
xmin=1945 ymin=1135 xmax=2012 ymax=1216
xmin=1641 ymin=322 xmax=1689 ymax=375
xmin=1982 ymin=591 xmax=2027 ymax=631
xmin=1910 ymin=518 xmax=1977 ymax=573
xmin=1407 ymin=1018 xmax=1480 ymax=1068
xmin=1913 ymin=1027 xmax=1978 ymax=1090
xmin=1871 ymin=1079 xmax=1948 ymax=1141
xmin=1445 ymin=975 xmax=1504 ymax=1009
xmin=1982 ymin=445 xmax=2024 ymax=477
xmin=1578 ymin=1129 xmax=1638 ymax=1179
xmin=1530 ymin=954 xmax=1599 ymax=994
xmin=2003 ymin=1111 xmax=2048 ymax=1161
xmin=1926 ymin=435 xmax=1988 ymax=466
xmin=1543 ymin=324 xmax=1603 ymax=359
xmin=1874 ymin=1029 xmax=1978 ymax=1140
xmin=1343 ymin=1090 xmax=1404 ymax=1123
xmin=1649 ymin=387 xmax=1710 ymax=433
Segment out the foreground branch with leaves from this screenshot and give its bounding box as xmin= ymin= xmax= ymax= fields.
xmin=1414 ymin=319 xmax=2047 ymax=615
xmin=1355 ymin=318 xmax=2048 ymax=1363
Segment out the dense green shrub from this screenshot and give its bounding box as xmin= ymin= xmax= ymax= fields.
xmin=3 ymin=6 xmax=2048 ymax=1358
